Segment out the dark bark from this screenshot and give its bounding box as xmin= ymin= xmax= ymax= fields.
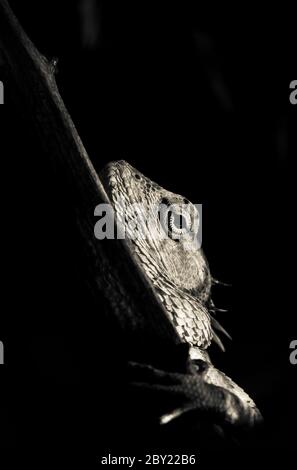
xmin=0 ymin=0 xmax=180 ymax=356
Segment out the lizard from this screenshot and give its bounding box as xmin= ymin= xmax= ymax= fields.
xmin=0 ymin=0 xmax=264 ymax=453
xmin=0 ymin=0 xmax=261 ymax=439
xmin=99 ymin=160 xmax=262 ymax=430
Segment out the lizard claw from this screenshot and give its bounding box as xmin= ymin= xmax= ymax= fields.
xmin=160 ymin=385 xmax=262 ymax=429
xmin=127 ymin=360 xmax=262 ymax=431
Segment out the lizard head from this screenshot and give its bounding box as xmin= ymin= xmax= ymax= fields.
xmin=100 ymin=160 xmax=225 ymax=350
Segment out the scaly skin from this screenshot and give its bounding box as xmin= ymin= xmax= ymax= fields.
xmin=100 ymin=160 xmax=262 ymax=429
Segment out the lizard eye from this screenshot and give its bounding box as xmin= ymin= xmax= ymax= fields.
xmin=159 ymin=199 xmax=192 ymax=240
xmin=168 ymin=211 xmax=189 ymax=232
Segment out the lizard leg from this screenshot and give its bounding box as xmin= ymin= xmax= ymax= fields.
xmin=127 ymin=360 xmax=262 ymax=429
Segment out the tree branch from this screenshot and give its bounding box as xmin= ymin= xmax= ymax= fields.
xmin=0 ymin=0 xmax=180 ymax=355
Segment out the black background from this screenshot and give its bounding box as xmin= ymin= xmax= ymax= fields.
xmin=0 ymin=0 xmax=295 ymax=466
